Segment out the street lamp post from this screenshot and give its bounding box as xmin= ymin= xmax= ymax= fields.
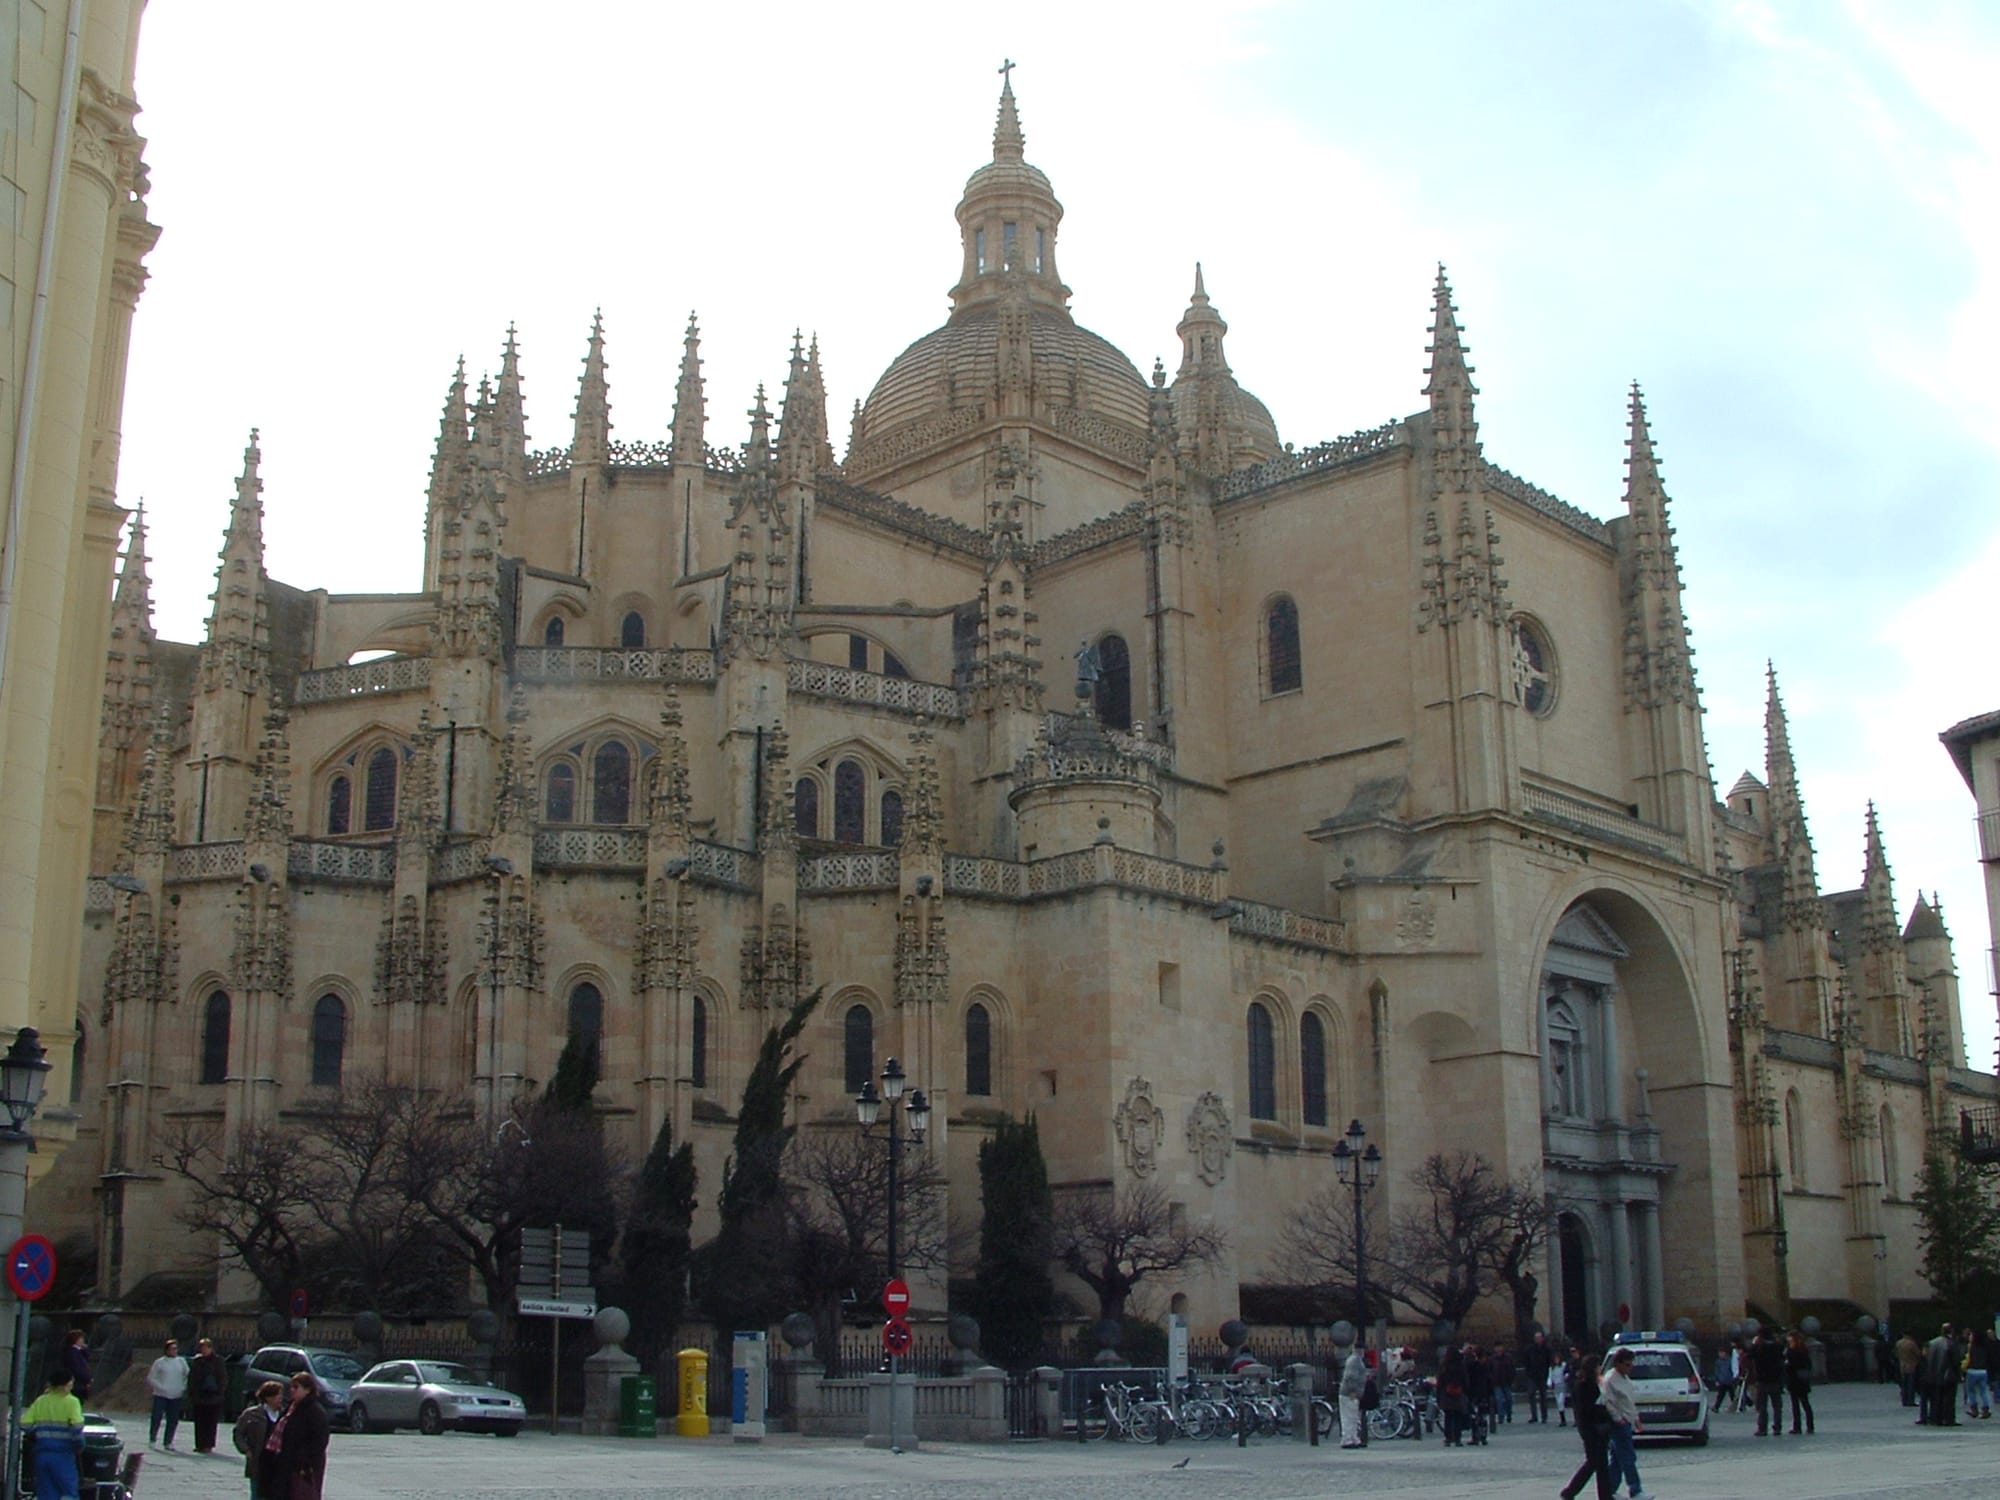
xmin=856 ymin=1057 xmax=929 ymax=1451
xmin=482 ymin=856 xmax=514 ymax=1129
xmin=1331 ymin=1118 xmax=1381 ymax=1443
xmin=1 ymin=1026 xmax=53 ymax=1495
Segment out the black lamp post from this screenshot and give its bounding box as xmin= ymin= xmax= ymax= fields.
xmin=855 ymin=1057 xmax=930 ymax=1281
xmin=1330 ymin=1118 xmax=1381 ymax=1361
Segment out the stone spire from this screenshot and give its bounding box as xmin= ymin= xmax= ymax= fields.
xmin=950 ymin=71 xmax=1068 ymax=318
xmin=777 ymin=330 xmax=817 ymax=485
xmin=493 ymin=686 xmax=535 ymax=839
xmin=1861 ymin=801 xmax=1894 ymax=928
xmin=671 ymin=311 xmax=706 ymax=466
xmin=432 ymin=457 xmax=506 ymax=661
xmin=805 ymin=335 xmax=834 ymax=473
xmin=199 ymin=429 xmax=271 ymax=696
xmin=994 ymin=70 xmax=1025 ymax=161
xmin=720 ymin=383 xmax=792 ymax=664
xmin=897 ymin=720 xmax=945 ymax=861
xmin=1619 ymin=384 xmax=1694 ymax=708
xmin=1423 ymin=266 xmax=1481 ymax=493
xmin=493 ymin=325 xmax=529 ymax=484
xmin=572 ymin=310 xmax=612 ymax=468
xmin=648 ymin=683 xmax=693 ymax=840
xmin=112 ymin=502 xmax=153 ymax=628
xmin=424 ymin=361 xmax=470 ymax=590
xmin=469 ymin=372 xmax=498 ymax=469
xmin=120 ymin=705 xmax=176 ymax=865
xmin=1765 ymin=665 xmax=1820 ymax=909
xmin=243 ymin=704 xmax=293 ymax=849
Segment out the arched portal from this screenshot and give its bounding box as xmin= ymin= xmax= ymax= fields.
xmin=1557 ymin=1212 xmax=1591 ymax=1340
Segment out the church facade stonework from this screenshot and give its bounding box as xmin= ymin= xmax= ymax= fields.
xmin=39 ymin=80 xmax=1995 ymax=1335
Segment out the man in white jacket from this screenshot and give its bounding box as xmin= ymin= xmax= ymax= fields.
xmin=1600 ymin=1348 xmax=1647 ymax=1500
xmin=146 ymin=1337 xmax=190 ymax=1449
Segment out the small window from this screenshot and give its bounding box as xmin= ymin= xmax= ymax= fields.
xmin=794 ymin=779 xmax=820 ymax=839
xmin=543 ymin=616 xmax=565 ymax=647
xmin=843 ymin=1004 xmax=874 ymax=1096
xmin=1300 ymin=1011 xmax=1328 ymax=1127
xmin=1003 ymin=221 xmax=1018 ymax=269
xmin=363 ymin=747 xmax=398 ymax=831
xmin=975 ymin=227 xmax=987 ymax=275
xmin=880 ymin=789 xmax=904 ymax=849
xmin=568 ymin=982 xmax=604 ymax=1072
xmin=69 ymin=1016 xmax=85 ymax=1104
xmin=1265 ymin=596 xmax=1302 ymax=696
xmin=1035 ymin=228 xmax=1046 ymax=274
xmin=1247 ymin=1001 xmax=1276 ymax=1121
xmin=311 ymin=994 xmax=346 ymax=1088
xmin=965 ymin=1002 xmax=992 ymax=1097
xmin=326 ymin=775 xmax=351 ymax=836
xmin=1785 ymin=1089 xmax=1807 ymax=1190
xmin=545 ymin=763 xmax=576 ymax=823
xmin=620 ymin=611 xmax=646 ymax=649
xmin=592 ymin=742 xmax=631 ymax=824
xmin=691 ymin=995 xmax=708 ymax=1089
xmin=1880 ymin=1104 xmax=1898 ymax=1197
xmin=833 ymin=759 xmax=866 ymax=844
xmin=849 ymin=634 xmax=870 ymax=670
xmin=1512 ymin=617 xmax=1557 ymax=717
xmin=200 ymin=990 xmax=231 ymax=1085
xmin=1093 ymin=634 xmax=1132 ymax=731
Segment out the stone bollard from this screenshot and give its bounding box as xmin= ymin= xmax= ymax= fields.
xmin=1034 ymin=1365 xmax=1062 ymax=1440
xmin=352 ymin=1311 xmax=384 ymax=1376
xmin=970 ymin=1365 xmax=1007 ymax=1441
xmin=863 ymin=1369 xmax=920 ymax=1450
xmin=581 ymin=1308 xmax=640 ymax=1436
xmin=1288 ymin=1361 xmax=1316 ymax=1443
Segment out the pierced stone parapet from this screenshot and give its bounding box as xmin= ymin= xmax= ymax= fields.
xmin=511 ymin=647 xmax=716 ymax=685
xmin=1480 ymin=462 xmax=1611 ymax=543
xmin=942 ymin=854 xmax=1027 ymax=901
xmin=1227 ymin=899 xmax=1345 ymax=952
xmin=798 ymin=850 xmax=900 ymax=892
xmin=533 ymin=826 xmax=648 ymax=871
xmin=293 ymin=655 xmax=432 ymax=705
xmin=1043 ymin=711 xmax=1171 ymax=768
xmin=431 ymin=838 xmax=496 ymax=884
xmin=166 ymin=841 xmax=246 ymax=883
xmin=1212 ymin=420 xmax=1403 ymax=502
xmin=1520 ymin=780 xmax=1684 ymax=860
xmin=689 ymin=839 xmax=759 ymax=892
xmin=287 ymin=839 xmax=396 ymax=885
xmin=787 ymin=658 xmax=966 ymax=721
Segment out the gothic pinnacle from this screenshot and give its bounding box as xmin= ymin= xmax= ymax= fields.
xmin=114 ymin=501 xmax=153 ymax=617
xmin=993 ymin=63 xmax=1025 ymax=162
xmin=1423 ymin=266 xmax=1480 ymax=489
xmin=672 ymin=310 xmax=706 ymax=464
xmin=1423 ymin=265 xmax=1476 ymax=397
xmin=573 ymin=309 xmax=612 ymax=461
xmin=1625 ymin=382 xmax=1666 ymax=503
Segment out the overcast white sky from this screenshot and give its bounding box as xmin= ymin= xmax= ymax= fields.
xmin=117 ymin=1 xmax=2000 ymax=1058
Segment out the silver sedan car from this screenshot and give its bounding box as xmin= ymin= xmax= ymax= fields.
xmin=347 ymin=1359 xmax=526 ymax=1436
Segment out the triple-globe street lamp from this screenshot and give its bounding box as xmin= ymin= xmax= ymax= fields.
xmin=1330 ymin=1118 xmax=1382 ymax=1398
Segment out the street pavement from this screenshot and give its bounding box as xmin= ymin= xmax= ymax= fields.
xmin=102 ymin=1383 xmax=1997 ymax=1499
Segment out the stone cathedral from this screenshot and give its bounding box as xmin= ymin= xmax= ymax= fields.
xmin=38 ymin=81 xmax=1996 ymax=1335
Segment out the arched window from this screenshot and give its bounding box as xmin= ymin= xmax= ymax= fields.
xmin=1785 ymin=1089 xmax=1807 ymax=1190
xmin=311 ymin=994 xmax=346 ymax=1088
xmin=1265 ymin=596 xmax=1302 ymax=695
xmin=794 ymin=779 xmax=820 ymax=839
xmin=1512 ymin=617 xmax=1557 ymax=717
xmin=200 ymin=990 xmax=231 ymax=1085
xmin=965 ymin=1002 xmax=992 ymax=1097
xmin=326 ymin=775 xmax=351 ymax=836
xmin=848 ymin=634 xmax=870 ymax=670
xmin=833 ymin=759 xmax=866 ymax=844
xmin=843 ymin=1004 xmax=873 ymax=1095
xmin=363 ymin=747 xmax=398 ymax=831
xmin=545 ymin=763 xmax=577 ymax=823
xmin=1094 ymin=633 xmax=1132 ymax=731
xmin=543 ymin=616 xmax=565 ymax=646
xmin=568 ymin=982 xmax=604 ymax=1072
xmin=69 ymin=1016 xmax=85 ymax=1104
xmin=880 ymin=789 xmax=904 ymax=849
xmin=592 ymin=742 xmax=631 ymax=824
xmin=1247 ymin=1001 xmax=1277 ymax=1120
xmin=691 ymin=995 xmax=708 ymax=1089
xmin=620 ymin=611 xmax=646 ymax=649
xmin=1546 ymin=998 xmax=1585 ymax=1119
xmin=1300 ymin=1011 xmax=1328 ymax=1127
xmin=1880 ymin=1104 xmax=1898 ymax=1197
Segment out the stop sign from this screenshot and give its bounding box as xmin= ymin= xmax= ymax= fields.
xmin=882 ymin=1278 xmax=911 ymax=1316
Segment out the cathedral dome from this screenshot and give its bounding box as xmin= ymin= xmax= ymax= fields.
xmin=1167 ymin=265 xmax=1282 ymax=474
xmin=846 ymin=77 xmax=1152 ymax=483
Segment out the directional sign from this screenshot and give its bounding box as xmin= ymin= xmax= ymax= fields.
xmin=882 ymin=1278 xmax=911 ymax=1317
xmin=882 ymin=1316 xmax=913 ymax=1356
xmin=5 ymin=1235 xmax=56 ymax=1302
xmin=517 ymin=1296 xmax=597 ymax=1320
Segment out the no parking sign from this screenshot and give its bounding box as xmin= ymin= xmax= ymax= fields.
xmin=5 ymin=1235 xmax=56 ymax=1302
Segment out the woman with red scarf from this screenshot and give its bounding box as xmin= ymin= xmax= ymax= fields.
xmin=263 ymin=1372 xmax=332 ymax=1500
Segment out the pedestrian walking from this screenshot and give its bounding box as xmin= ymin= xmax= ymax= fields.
xmin=1465 ymin=1343 xmax=1493 ymax=1443
xmin=1601 ymin=1347 xmax=1648 ymax=1500
xmin=236 ymin=1379 xmax=285 ymax=1500
xmin=1783 ymin=1329 xmax=1815 ymax=1434
xmin=1710 ymin=1341 xmax=1739 ymax=1412
xmin=265 ymin=1372 xmax=331 ymax=1500
xmin=1437 ymin=1345 xmax=1470 ymax=1447
xmin=1555 ymin=1345 xmax=1580 ymax=1427
xmin=58 ymin=1329 xmax=91 ymax=1401
xmin=190 ymin=1336 xmax=229 ymax=1453
xmin=22 ymin=1367 xmax=85 ymax=1500
xmin=1338 ymin=1343 xmax=1368 ymax=1448
xmin=1558 ymin=1353 xmax=1614 ymax=1500
xmin=1490 ymin=1343 xmax=1515 ymax=1425
xmin=1749 ymin=1327 xmax=1785 ymax=1436
xmin=147 ymin=1336 xmax=190 ymax=1449
xmin=1523 ymin=1331 xmax=1553 ymax=1423
xmin=1896 ymin=1329 xmax=1922 ymax=1409
xmin=1924 ymin=1325 xmax=1963 ymax=1426
xmin=1966 ymin=1329 xmax=1994 ymax=1418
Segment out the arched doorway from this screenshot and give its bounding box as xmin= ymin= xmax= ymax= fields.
xmin=1558 ymin=1212 xmax=1591 ymax=1339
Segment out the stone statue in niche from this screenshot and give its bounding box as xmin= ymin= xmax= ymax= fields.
xmin=1114 ymin=1076 xmax=1165 ymax=1176
xmin=1186 ymin=1092 xmax=1233 ymax=1186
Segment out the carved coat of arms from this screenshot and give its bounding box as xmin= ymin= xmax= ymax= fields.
xmin=1114 ymin=1077 xmax=1166 ymax=1176
xmin=1186 ymin=1092 xmax=1233 ymax=1185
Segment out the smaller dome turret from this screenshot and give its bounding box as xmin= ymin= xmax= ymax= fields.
xmin=1169 ymin=265 xmax=1281 ymax=476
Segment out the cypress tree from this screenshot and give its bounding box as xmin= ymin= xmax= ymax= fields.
xmin=622 ymin=1114 xmax=699 ymax=1369
xmin=973 ymin=1114 xmax=1055 ymax=1369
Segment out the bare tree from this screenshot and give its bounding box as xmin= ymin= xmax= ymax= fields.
xmin=1052 ymin=1181 xmax=1227 ymax=1323
xmin=159 ymin=1118 xmax=320 ymax=1309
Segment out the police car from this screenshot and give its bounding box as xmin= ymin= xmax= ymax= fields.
xmin=1610 ymin=1331 xmax=1711 ymax=1444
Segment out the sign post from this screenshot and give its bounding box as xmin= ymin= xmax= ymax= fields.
xmin=882 ymin=1279 xmax=912 ymax=1451
xmin=518 ymin=1225 xmax=595 ymax=1435
xmin=6 ymin=1235 xmax=56 ymax=1500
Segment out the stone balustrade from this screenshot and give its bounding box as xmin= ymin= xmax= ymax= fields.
xmin=293 ymin=655 xmax=432 ymax=704
xmin=787 ymin=658 xmax=965 ymax=720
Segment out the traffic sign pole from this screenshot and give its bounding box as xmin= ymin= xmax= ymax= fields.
xmin=5 ymin=1234 xmax=57 ymax=1500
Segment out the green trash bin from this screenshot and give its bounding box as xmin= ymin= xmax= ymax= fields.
xmin=619 ymin=1374 xmax=658 ymax=1437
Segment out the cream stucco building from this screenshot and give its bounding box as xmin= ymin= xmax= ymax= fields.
xmin=37 ymin=81 xmax=1994 ymax=1334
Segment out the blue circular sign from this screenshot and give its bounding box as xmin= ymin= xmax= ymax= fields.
xmin=6 ymin=1234 xmax=56 ymax=1301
